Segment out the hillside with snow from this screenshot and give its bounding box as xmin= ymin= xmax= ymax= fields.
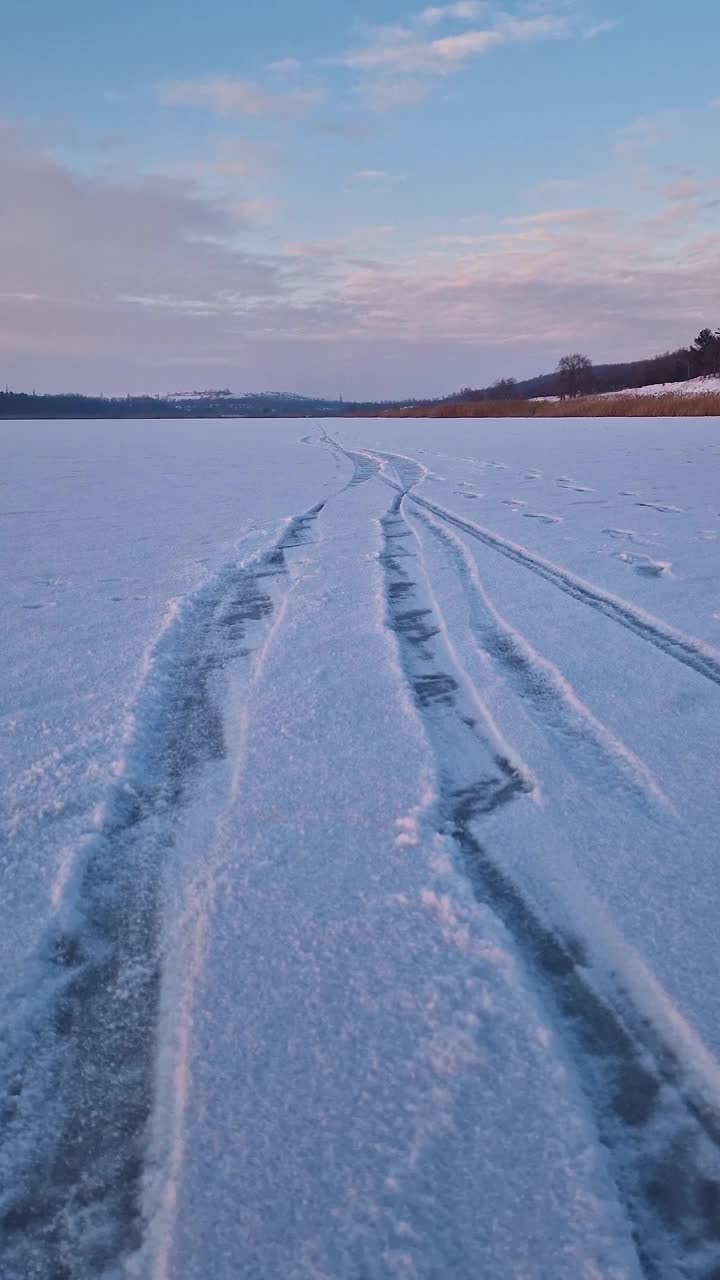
xmin=530 ymin=375 xmax=720 ymax=403
xmin=602 ymin=375 xmax=720 ymax=398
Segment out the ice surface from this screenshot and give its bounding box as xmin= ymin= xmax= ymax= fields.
xmin=1 ymin=415 xmax=720 ymax=1278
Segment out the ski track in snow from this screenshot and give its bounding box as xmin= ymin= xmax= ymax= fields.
xmin=3 ymin=427 xmax=720 ymax=1279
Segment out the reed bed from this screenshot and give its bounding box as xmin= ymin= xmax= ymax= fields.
xmin=388 ymin=391 xmax=720 ymax=418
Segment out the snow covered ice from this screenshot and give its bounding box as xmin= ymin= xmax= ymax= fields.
xmin=2 ymin=416 xmax=720 ymax=1278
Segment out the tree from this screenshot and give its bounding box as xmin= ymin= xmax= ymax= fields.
xmin=556 ymin=353 xmax=593 ymax=399
xmin=690 ymin=328 xmax=720 ymax=377
xmin=489 ymin=377 xmax=519 ymax=401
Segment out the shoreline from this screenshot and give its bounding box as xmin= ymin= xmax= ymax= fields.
xmin=3 ymin=392 xmax=720 ymax=422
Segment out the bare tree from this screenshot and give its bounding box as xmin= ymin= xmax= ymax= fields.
xmin=557 ymin=353 xmax=593 ymax=399
xmin=490 ymin=377 xmax=518 ymax=401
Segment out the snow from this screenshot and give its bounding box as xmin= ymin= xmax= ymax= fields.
xmin=2 ymin=415 xmax=720 ymax=1278
xmin=533 ymin=376 xmax=718 ymax=401
xmin=601 ymin=375 xmax=720 ymax=398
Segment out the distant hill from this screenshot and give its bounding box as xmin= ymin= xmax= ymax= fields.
xmin=442 ymin=350 xmax=695 ymax=404
xmin=441 ymin=330 xmax=719 ymax=405
xmin=3 ymin=328 xmax=717 ymax=419
xmin=0 ymin=389 xmax=405 ymax=419
xmin=168 ymin=390 xmax=408 ymax=416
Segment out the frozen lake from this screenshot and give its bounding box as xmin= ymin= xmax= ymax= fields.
xmin=2 ymin=416 xmax=720 ymax=1279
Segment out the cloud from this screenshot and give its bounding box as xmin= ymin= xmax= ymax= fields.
xmin=409 ymin=29 xmax=501 ymax=70
xmin=327 ymin=5 xmax=590 ymax=112
xmin=230 ymin=195 xmax=281 ymax=220
xmin=0 ymin=124 xmax=284 ymax=365
xmin=158 ymin=76 xmax=322 ymax=116
xmin=354 ymin=169 xmax=390 ymax=180
xmin=361 ymin=79 xmax=431 ymax=111
xmin=529 ymin=177 xmax=582 ymax=196
xmin=189 ymin=137 xmax=285 ymax=179
xmin=3 ymin=122 xmax=720 ymax=400
xmin=507 ymin=207 xmax=619 ymax=228
xmin=285 ymin=238 xmax=350 ymax=259
xmin=419 ymin=2 xmax=488 ymax=24
xmin=266 ymin=57 xmax=302 ymax=74
xmin=665 ymin=179 xmax=707 ymax=200
xmin=641 ymin=200 xmax=705 ymax=238
xmin=341 ymin=19 xmax=561 ymax=75
xmin=582 ymin=18 xmax=619 ymax=39
xmin=332 ymin=217 xmax=720 ymax=359
xmin=615 ymin=114 xmax=676 ymax=155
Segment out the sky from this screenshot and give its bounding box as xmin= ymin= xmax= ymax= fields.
xmin=1 ymin=0 xmax=719 ymax=399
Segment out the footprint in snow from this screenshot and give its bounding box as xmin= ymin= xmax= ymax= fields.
xmin=556 ymin=476 xmax=594 ymax=492
xmin=615 ymin=552 xmax=671 ymax=577
xmin=603 ymin=528 xmax=654 ymax=545
xmin=523 ymin=512 xmax=563 ymax=525
xmin=634 ymin=501 xmax=685 ymax=514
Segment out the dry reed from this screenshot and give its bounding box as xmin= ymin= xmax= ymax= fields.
xmin=387 ymin=391 xmax=720 ymax=419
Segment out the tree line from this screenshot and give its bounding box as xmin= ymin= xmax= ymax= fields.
xmin=456 ymin=326 xmax=720 ymax=403
xmin=0 ymin=389 xmax=403 ymax=419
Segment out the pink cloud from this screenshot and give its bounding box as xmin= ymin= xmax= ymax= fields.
xmin=2 ymin=124 xmax=719 ymax=399
xmin=158 ymin=77 xmax=322 ymax=116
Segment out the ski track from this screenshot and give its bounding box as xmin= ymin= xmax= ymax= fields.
xmin=371 ymin=465 xmax=720 ymax=1280
xmin=0 ymin=502 xmax=326 ymax=1280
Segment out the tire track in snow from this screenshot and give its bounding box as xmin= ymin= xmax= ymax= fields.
xmin=452 ymin=822 xmax=720 ymax=1280
xmin=408 ymin=490 xmax=720 ymax=690
xmin=410 ymin=506 xmax=673 ymax=814
xmin=380 ymin=491 xmax=536 ymax=817
xmin=302 ymin=428 xmax=383 ymax=491
xmin=0 ymin=502 xmax=325 ymax=1280
xmin=344 ymin=440 xmax=720 ymax=691
xmin=369 ymin=449 xmax=720 ymax=1280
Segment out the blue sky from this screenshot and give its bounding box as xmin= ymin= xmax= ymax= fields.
xmin=1 ymin=0 xmax=719 ymax=397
